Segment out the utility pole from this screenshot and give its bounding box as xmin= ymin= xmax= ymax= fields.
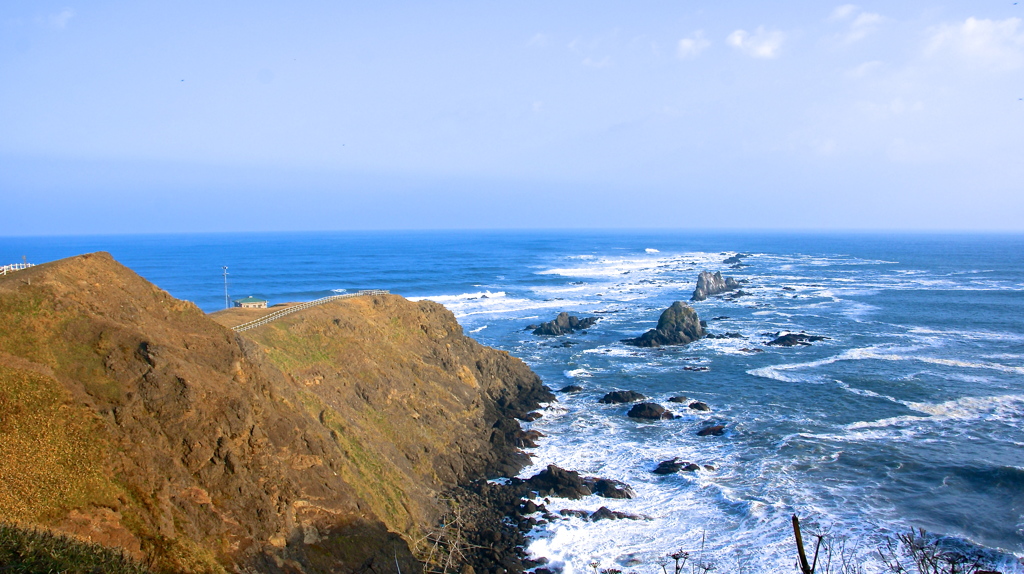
xmin=223 ymin=266 xmax=230 ymax=309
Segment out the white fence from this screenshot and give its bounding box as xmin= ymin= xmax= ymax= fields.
xmin=232 ymin=289 xmax=390 ymax=332
xmin=1 ymin=263 xmax=35 ymax=276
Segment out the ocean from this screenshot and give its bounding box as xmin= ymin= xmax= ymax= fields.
xmin=3 ymin=230 xmax=1023 ymax=573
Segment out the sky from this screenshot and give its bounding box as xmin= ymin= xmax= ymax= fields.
xmin=1 ymin=1 xmax=1023 ymax=235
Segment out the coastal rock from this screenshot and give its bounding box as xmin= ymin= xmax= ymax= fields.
xmin=559 ymin=385 xmax=584 ymax=393
xmin=627 ymin=403 xmax=674 ymax=420
xmin=531 ymin=312 xmax=598 ymax=336
xmin=691 ymin=271 xmax=741 ymax=301
xmin=697 ymin=425 xmax=726 ymax=436
xmin=589 ymin=506 xmax=640 ymax=521
xmin=766 ymin=332 xmax=830 ymax=346
xmin=588 ymin=478 xmax=635 ymax=499
xmin=623 ymin=301 xmax=705 ymax=348
xmin=598 ymin=390 xmax=647 ymax=404
xmin=653 ymin=458 xmax=701 ymax=474
xmin=667 ymin=396 xmax=689 ymax=403
xmin=689 ymin=401 xmax=710 ymax=412
xmin=521 ymin=465 xmax=635 ymax=500
xmin=722 ymin=253 xmax=749 ymax=265
xmin=706 ymin=332 xmax=743 ymax=339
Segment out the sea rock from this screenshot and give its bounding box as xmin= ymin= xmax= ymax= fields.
xmin=766 ymin=333 xmax=830 ymax=347
xmin=722 ymin=253 xmax=749 ymax=265
xmin=519 ymin=411 xmax=543 ymax=422
xmin=627 ymin=403 xmax=674 ymax=420
xmin=588 ymin=506 xmax=640 ymax=521
xmin=522 ymin=465 xmax=592 ymax=499
xmin=706 ymin=332 xmax=743 ymax=339
xmin=559 ymin=385 xmax=584 ymax=393
xmin=667 ymin=396 xmax=689 ymax=403
xmin=587 ymin=478 xmax=635 ymax=499
xmin=683 ymin=366 xmax=709 ymax=372
xmin=531 ymin=312 xmax=598 ymax=336
xmin=697 ymin=425 xmax=726 ymax=436
xmin=598 ymin=390 xmax=647 ymax=404
xmin=691 ymin=271 xmax=741 ymax=301
xmin=688 ymin=401 xmax=710 ymax=412
xmin=623 ymin=302 xmax=704 ymax=348
xmin=653 ymin=458 xmax=701 ymax=474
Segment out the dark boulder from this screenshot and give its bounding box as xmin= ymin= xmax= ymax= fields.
xmin=627 ymin=403 xmax=674 ymax=420
xmin=697 ymin=425 xmax=726 ymax=436
xmin=683 ymin=366 xmax=709 ymax=372
xmin=623 ymin=302 xmax=704 ymax=348
xmin=722 ymin=253 xmax=749 ymax=265
xmin=688 ymin=401 xmax=710 ymax=412
xmin=522 ymin=465 xmax=592 ymax=499
xmin=653 ymin=458 xmax=685 ymax=474
xmin=691 ymin=271 xmax=741 ymax=301
xmin=531 ymin=312 xmax=598 ymax=336
xmin=667 ymin=396 xmax=689 ymax=403
xmin=766 ymin=333 xmax=830 ymax=347
xmin=653 ymin=458 xmax=700 ymax=474
xmin=598 ymin=390 xmax=647 ymax=404
xmin=706 ymin=332 xmax=743 ymax=339
xmin=559 ymin=385 xmax=584 ymax=393
xmin=589 ymin=506 xmax=639 ymax=521
xmin=587 ymin=478 xmax=635 ymax=499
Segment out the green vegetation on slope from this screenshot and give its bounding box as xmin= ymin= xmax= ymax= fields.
xmin=0 ymin=522 xmax=152 ymax=574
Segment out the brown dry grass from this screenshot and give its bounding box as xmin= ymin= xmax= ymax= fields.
xmin=0 ymin=363 xmax=120 ymax=524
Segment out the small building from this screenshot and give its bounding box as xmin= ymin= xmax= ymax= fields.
xmin=234 ymin=296 xmax=268 ymax=309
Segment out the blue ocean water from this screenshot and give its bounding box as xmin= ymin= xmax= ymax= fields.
xmin=3 ymin=231 xmax=1023 ymax=572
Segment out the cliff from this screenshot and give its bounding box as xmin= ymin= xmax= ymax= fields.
xmin=0 ymin=252 xmax=552 ymax=573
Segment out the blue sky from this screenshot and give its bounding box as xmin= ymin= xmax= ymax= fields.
xmin=1 ymin=1 xmax=1022 ymax=234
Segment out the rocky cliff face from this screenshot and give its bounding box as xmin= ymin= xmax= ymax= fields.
xmin=623 ymin=301 xmax=705 ymax=347
xmin=0 ymin=253 xmax=552 ymax=573
xmin=690 ymin=271 xmax=740 ymax=301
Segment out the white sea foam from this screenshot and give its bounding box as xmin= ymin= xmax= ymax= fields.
xmin=564 ymin=368 xmax=592 ymax=378
xmin=469 ymin=325 xmax=487 ymax=333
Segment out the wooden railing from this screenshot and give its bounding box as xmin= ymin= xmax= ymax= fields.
xmin=232 ymin=289 xmax=390 ymax=332
xmin=1 ymin=263 xmax=35 ymax=276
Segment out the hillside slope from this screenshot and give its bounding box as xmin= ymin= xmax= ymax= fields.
xmin=0 ymin=252 xmax=552 ymax=573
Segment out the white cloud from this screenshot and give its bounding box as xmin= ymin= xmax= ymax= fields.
xmin=846 ymin=60 xmax=883 ymax=78
xmin=828 ymin=5 xmax=883 ymax=43
xmin=727 ymin=27 xmax=786 ymax=58
xmin=676 ymin=31 xmax=710 ymax=59
xmin=829 ymin=4 xmax=858 ymax=22
xmin=527 ymin=33 xmax=549 ymax=48
xmin=50 ymin=8 xmax=74 ymax=29
xmin=925 ymin=17 xmax=1024 ymax=71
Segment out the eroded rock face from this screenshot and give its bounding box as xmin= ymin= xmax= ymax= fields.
xmin=624 ymin=302 xmax=705 ymax=348
xmin=691 ymin=271 xmax=741 ymax=301
xmin=530 ymin=312 xmax=598 ymax=336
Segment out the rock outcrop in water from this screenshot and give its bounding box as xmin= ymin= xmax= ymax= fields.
xmin=528 ymin=312 xmax=598 ymax=335
xmin=598 ymin=390 xmax=646 ymax=404
xmin=691 ymin=271 xmax=741 ymax=301
xmin=0 ymin=252 xmax=554 ymax=573
xmin=623 ymin=301 xmax=705 ymax=347
xmin=766 ymin=332 xmax=831 ymax=346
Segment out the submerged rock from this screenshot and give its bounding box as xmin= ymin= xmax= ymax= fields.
xmin=598 ymin=390 xmax=647 ymax=404
xmin=766 ymin=333 xmax=830 ymax=347
xmin=697 ymin=425 xmax=726 ymax=436
xmin=691 ymin=271 xmax=741 ymax=301
xmin=530 ymin=312 xmax=598 ymax=336
xmin=627 ymin=403 xmax=674 ymax=420
xmin=623 ymin=301 xmax=704 ymax=348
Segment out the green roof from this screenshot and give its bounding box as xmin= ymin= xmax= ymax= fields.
xmin=235 ymin=296 xmax=267 ymax=303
